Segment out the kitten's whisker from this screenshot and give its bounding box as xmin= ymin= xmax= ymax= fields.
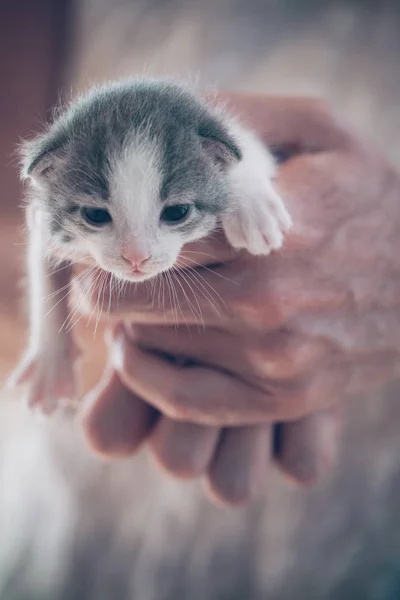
xmin=180 ymin=265 xmax=223 ymax=318
xmin=45 ymin=288 xmax=73 ymax=317
xmin=62 ymin=266 xmax=98 ymax=332
xmin=46 ymin=263 xmax=73 ymax=277
xmin=44 ymin=281 xmax=72 ymax=301
xmin=64 ymin=267 xmax=97 ymax=333
xmin=157 ymin=274 xmax=162 ymax=318
xmin=180 ymin=262 xmax=227 ymax=310
xmin=175 ymin=265 xmax=211 ymax=328
xmin=170 ymin=273 xmax=187 ymax=331
xmin=165 ymin=271 xmax=175 ymax=328
xmin=152 ymin=273 xmax=161 ymax=311
xmin=150 ymin=275 xmax=157 ymax=309
xmin=179 ymin=255 xmax=238 ymax=285
xmin=169 ymin=269 xmax=191 ymax=333
xmin=172 ymin=266 xmax=203 ymax=329
xmin=88 ymin=269 xmax=105 ymax=333
xmin=47 ymin=255 xmax=92 ymax=277
xmin=86 ymin=269 xmax=105 ymax=330
xmin=178 ymin=268 xmax=212 ymax=324
xmin=93 ymin=271 xmax=108 ymax=337
xmin=161 ymin=272 xmax=166 ymax=321
xmin=153 ymin=273 xmax=160 ymax=310
xmin=63 ymin=301 xmax=85 ymax=333
xmin=165 ymin=270 xmax=178 ymax=329
xmin=106 ymin=273 xmax=115 ymax=321
xmin=45 ymin=264 xmax=95 ymax=301
xmin=180 ymin=250 xmax=219 ymax=261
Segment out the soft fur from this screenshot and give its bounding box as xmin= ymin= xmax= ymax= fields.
xmin=11 ymin=78 xmax=290 ymax=412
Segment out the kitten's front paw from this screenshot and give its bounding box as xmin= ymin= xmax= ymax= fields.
xmin=222 ymin=188 xmax=292 ymax=255
xmin=9 ymin=346 xmax=80 ymax=414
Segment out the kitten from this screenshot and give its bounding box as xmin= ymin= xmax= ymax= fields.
xmin=10 ymin=78 xmax=291 ymax=413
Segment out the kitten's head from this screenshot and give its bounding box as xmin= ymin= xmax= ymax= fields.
xmin=22 ymin=80 xmax=241 ymax=281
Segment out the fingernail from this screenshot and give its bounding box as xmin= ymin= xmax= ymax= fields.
xmin=110 ymin=333 xmax=126 ymax=371
xmin=105 ymin=322 xmax=125 ymax=347
xmin=123 ymin=321 xmax=136 ymax=339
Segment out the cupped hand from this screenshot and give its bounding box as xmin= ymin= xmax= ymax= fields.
xmin=75 ymin=94 xmax=400 ymax=505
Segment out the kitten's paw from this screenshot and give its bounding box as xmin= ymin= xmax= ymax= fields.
xmin=9 ymin=345 xmax=81 ymax=414
xmin=222 ymin=189 xmax=292 ymax=255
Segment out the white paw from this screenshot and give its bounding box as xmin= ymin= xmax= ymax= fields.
xmin=9 ymin=344 xmax=80 ymax=414
xmin=222 ymin=188 xmax=292 ymax=256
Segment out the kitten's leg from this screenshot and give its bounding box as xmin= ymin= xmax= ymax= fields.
xmin=222 ymin=177 xmax=292 ymax=256
xmin=9 ymin=207 xmax=80 ymax=413
xmin=221 ymin=131 xmax=292 ymax=255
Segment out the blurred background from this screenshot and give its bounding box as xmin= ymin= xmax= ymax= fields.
xmin=1 ymin=1 xmax=400 ymax=598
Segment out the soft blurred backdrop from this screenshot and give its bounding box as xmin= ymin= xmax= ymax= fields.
xmin=1 ymin=1 xmax=400 ymax=598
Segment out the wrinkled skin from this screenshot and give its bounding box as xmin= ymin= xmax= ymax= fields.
xmin=74 ymin=94 xmax=400 ymax=506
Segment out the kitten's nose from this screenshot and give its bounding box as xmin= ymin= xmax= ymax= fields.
xmin=121 ymin=250 xmax=152 ymax=271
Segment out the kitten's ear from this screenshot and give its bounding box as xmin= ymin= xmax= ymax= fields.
xmin=20 ymin=136 xmax=66 ymax=185
xmin=199 ymin=118 xmax=242 ymax=170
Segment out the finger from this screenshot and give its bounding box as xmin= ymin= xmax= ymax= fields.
xmin=80 ymin=367 xmax=157 ymax=458
xmin=111 ymin=325 xmax=284 ymax=425
xmin=274 ymin=406 xmax=342 ymax=486
xmin=213 ymin=93 xmax=354 ymax=153
xmin=129 ymin=323 xmax=328 ymax=381
xmin=149 ymin=418 xmax=220 ymax=478
xmin=111 ymin=325 xmax=348 ymax=425
xmin=206 ymin=425 xmax=271 ymax=506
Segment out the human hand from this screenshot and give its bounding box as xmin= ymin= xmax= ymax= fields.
xmin=76 ymin=95 xmax=400 ymax=505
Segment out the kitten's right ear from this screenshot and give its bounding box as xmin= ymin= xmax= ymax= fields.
xmin=20 ymin=136 xmax=66 ymax=185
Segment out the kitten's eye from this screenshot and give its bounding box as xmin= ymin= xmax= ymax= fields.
xmin=161 ymin=204 xmax=191 ymax=224
xmin=81 ymin=207 xmax=112 ymax=227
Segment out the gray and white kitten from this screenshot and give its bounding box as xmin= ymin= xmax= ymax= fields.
xmin=10 ymin=79 xmax=291 ymax=412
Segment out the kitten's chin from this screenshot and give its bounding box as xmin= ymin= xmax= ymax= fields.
xmin=114 ymin=264 xmax=174 ymax=283
xmin=119 ymin=271 xmax=158 ymax=283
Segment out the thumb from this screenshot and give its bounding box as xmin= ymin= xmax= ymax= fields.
xmin=211 ymin=93 xmax=354 ymax=154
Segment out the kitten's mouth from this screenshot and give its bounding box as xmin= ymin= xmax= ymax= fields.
xmin=123 ymin=272 xmax=151 ymax=282
xmin=119 ymin=267 xmax=158 ymax=283
xmin=118 ymin=262 xmax=175 ymax=283
xmin=110 ymin=261 xmax=176 ymax=283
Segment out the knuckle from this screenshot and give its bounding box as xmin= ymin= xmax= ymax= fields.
xmin=261 ymin=345 xmax=306 ymax=380
xmin=311 ymin=98 xmax=342 ymax=131
xmin=230 ymin=285 xmax=285 ymax=329
xmin=164 ymin=390 xmax=191 ymax=421
xmin=274 ymin=380 xmax=310 ymax=421
xmin=277 ymin=341 xmax=324 ymax=379
xmin=255 ymin=331 xmax=325 ymax=380
xmin=312 ymin=98 xmax=335 ymax=120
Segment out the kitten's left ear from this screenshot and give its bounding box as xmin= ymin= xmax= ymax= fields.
xmin=199 ymin=118 xmax=242 ymax=170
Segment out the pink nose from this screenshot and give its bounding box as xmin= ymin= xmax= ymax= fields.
xmin=121 ymin=251 xmax=152 ymax=270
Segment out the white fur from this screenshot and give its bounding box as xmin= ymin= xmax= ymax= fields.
xmin=8 ymin=204 xmax=79 ymax=413
xmin=223 ymin=120 xmax=292 ymax=254
xmin=109 ymin=138 xmax=162 ymax=253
